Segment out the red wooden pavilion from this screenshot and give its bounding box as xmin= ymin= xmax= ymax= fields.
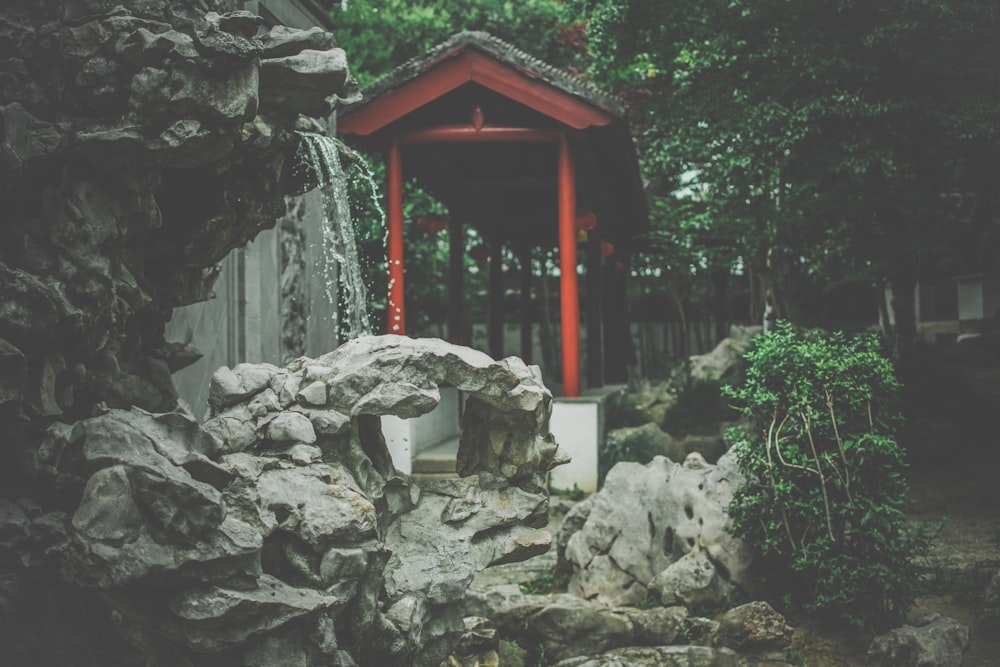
xmin=338 ymin=32 xmax=647 ymax=397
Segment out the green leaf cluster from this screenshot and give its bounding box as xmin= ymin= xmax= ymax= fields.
xmin=582 ymin=0 xmax=1000 ymax=333
xmin=724 ymin=321 xmax=926 ymax=629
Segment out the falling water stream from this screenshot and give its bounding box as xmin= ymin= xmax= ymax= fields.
xmin=295 ymin=131 xmax=373 ymax=340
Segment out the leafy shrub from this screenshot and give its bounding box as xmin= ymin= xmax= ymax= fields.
xmin=723 ymin=321 xmax=927 ymax=629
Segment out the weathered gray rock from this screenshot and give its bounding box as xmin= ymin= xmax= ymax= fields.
xmin=260 ymin=48 xmax=351 ymax=117
xmin=867 ymin=614 xmax=970 ymax=667
xmin=29 ymin=335 xmax=565 ymax=665
xmin=165 ymin=574 xmax=338 ymax=652
xmin=551 ymin=645 xmax=743 ymax=667
xmin=650 ymin=548 xmax=736 ymax=613
xmin=561 ymin=452 xmax=751 ymax=607
xmin=712 ymin=601 xmax=792 ymax=651
xmin=687 ymin=326 xmax=759 ymax=383
xmin=260 ymin=25 xmax=337 ymax=59
xmin=466 ymin=584 xmax=689 ymax=663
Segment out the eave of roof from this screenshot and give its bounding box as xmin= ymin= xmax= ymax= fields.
xmin=339 ymin=31 xmax=628 ymax=125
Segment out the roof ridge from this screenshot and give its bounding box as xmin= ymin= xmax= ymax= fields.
xmin=343 ymin=30 xmax=627 ymax=118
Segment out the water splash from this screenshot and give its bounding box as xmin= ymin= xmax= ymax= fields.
xmin=294 ymin=131 xmax=372 ymax=340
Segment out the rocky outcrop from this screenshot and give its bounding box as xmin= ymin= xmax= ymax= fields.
xmin=0 ymin=0 xmax=356 ymax=431
xmin=560 ymin=452 xmax=752 ymax=608
xmin=867 ymin=614 xmax=970 ymax=667
xmin=7 ymin=335 xmax=565 ymax=666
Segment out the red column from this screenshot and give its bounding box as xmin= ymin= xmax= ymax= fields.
xmin=387 ymin=140 xmax=405 ymax=334
xmin=447 ymin=216 xmax=464 ymax=344
xmin=558 ymin=134 xmax=580 ymax=397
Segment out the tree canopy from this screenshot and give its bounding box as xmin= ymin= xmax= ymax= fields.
xmin=329 ymin=0 xmax=1000 ymax=361
xmin=581 ymin=0 xmax=1000 ymax=359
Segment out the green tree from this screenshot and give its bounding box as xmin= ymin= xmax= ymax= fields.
xmin=582 ymin=0 xmax=1000 ymax=364
xmin=332 ymin=0 xmax=587 ymax=86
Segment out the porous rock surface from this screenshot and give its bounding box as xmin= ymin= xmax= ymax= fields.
xmin=0 ymin=0 xmax=356 ymax=428
xmin=560 ymin=452 xmax=752 ymax=608
xmin=8 ymin=335 xmax=565 ymax=666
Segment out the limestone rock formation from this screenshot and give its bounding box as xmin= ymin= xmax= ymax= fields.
xmin=686 ymin=325 xmax=760 ymax=383
xmin=867 ymin=614 xmax=970 ymax=667
xmin=0 ymin=0 xmax=356 ymax=427
xmin=712 ymin=601 xmax=792 ymax=653
xmin=7 ymin=336 xmax=565 ymax=666
xmin=560 ymin=452 xmax=752 ymax=607
xmin=551 ymin=645 xmax=743 ymax=667
xmin=464 ymin=584 xmax=690 ymax=664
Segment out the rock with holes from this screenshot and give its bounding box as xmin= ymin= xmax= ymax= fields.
xmin=560 ymin=452 xmax=751 ymax=607
xmin=712 ymin=601 xmax=793 ymax=652
xmin=20 ymin=335 xmax=565 ymax=667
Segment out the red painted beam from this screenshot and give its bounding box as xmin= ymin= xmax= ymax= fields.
xmin=397 ymin=125 xmax=562 ymax=145
xmin=387 ymin=140 xmax=405 ymax=334
xmin=558 ymin=134 xmax=581 ymax=397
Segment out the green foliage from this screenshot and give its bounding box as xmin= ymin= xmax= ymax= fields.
xmin=332 ymin=0 xmax=587 ymax=86
xmin=497 ymin=639 xmax=528 ymax=667
xmin=724 ymin=321 xmax=926 ymax=629
xmin=582 ymin=0 xmax=1000 ymax=335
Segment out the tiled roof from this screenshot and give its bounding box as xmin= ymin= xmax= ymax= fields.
xmin=343 ymin=31 xmax=628 ymax=119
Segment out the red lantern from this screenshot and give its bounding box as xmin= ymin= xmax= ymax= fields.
xmin=600 ymin=240 xmax=615 ymax=259
xmin=416 ymin=213 xmax=448 ymax=235
xmin=469 ymin=244 xmax=490 ymax=261
xmin=614 ymin=261 xmax=625 ymax=273
xmin=575 ymin=209 xmax=597 ymax=232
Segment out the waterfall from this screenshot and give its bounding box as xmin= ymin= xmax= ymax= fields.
xmin=294 ymin=131 xmax=372 ymax=340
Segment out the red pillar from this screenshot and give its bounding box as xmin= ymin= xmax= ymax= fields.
xmin=447 ymin=216 xmax=464 ymax=344
xmin=558 ymin=134 xmax=581 ymax=397
xmin=387 ymin=140 xmax=405 ymax=334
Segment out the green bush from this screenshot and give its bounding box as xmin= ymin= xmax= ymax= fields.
xmin=723 ymin=321 xmax=927 ymax=629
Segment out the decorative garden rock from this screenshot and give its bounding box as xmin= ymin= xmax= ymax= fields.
xmin=712 ymin=601 xmax=793 ymax=652
xmin=867 ymin=614 xmax=970 ymax=667
xmin=12 ymin=336 xmax=565 ymax=666
xmin=468 ymin=584 xmax=691 ymax=664
xmin=560 ymin=452 xmax=752 ymax=607
xmin=551 ymin=645 xmax=743 ymax=667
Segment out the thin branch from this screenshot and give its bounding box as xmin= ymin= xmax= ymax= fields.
xmin=764 ymin=408 xmax=798 ymax=551
xmin=824 ymin=385 xmax=852 ymax=502
xmin=801 ymin=410 xmax=836 ymax=543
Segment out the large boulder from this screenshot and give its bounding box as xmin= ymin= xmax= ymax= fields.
xmin=867 ymin=614 xmax=970 ymax=667
xmin=560 ymin=452 xmax=752 ymax=607
xmin=464 ymin=584 xmax=688 ymax=664
xmin=687 ymin=325 xmax=759 ymax=383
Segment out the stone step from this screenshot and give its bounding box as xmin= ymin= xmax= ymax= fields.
xmin=411 ymin=472 xmax=461 ymax=485
xmin=411 ymin=436 xmax=460 ymax=474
